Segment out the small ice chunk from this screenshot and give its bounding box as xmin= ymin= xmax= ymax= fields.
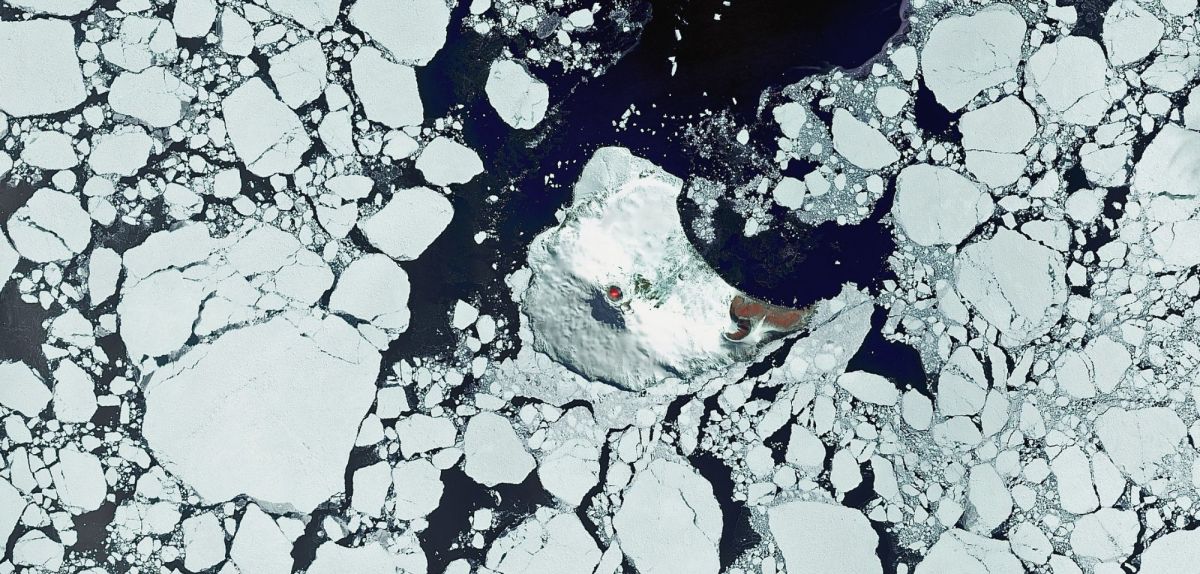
xmin=109 ymin=67 xmax=196 ymax=128
xmin=769 ymin=501 xmax=881 ymax=574
xmin=959 ymin=96 xmax=1036 ymax=153
xmin=955 ymin=229 xmax=1067 ymax=348
xmin=183 ymin=513 xmax=227 ymax=572
xmin=21 ymin=131 xmax=79 ymax=170
xmin=874 ymin=85 xmax=909 ymax=117
xmin=230 ymin=505 xmax=293 ymax=574
xmin=358 ymin=187 xmax=454 ymax=260
xmin=1094 ymin=406 xmax=1185 ymax=483
xmin=330 ymin=254 xmax=411 ymax=331
xmin=485 ymin=59 xmax=550 ymax=129
xmin=348 ymin=0 xmax=451 ymax=65
xmin=0 ymin=479 xmax=26 ymax=547
xmin=893 ymin=164 xmax=993 ymax=246
xmin=269 ymin=39 xmax=328 ymax=108
xmin=464 ymin=412 xmax=535 ymax=486
xmin=49 ymin=447 xmax=105 ymax=512
xmin=1027 ymin=37 xmax=1114 ymax=126
xmin=920 ymin=5 xmax=1026 ymax=111
xmin=937 ymin=347 xmax=988 ymax=416
xmin=452 ymin=300 xmax=479 ymax=330
xmin=0 ymin=361 xmax=50 ymax=417
xmin=143 ymin=313 xmax=379 ymax=512
xmin=0 ymin=19 xmax=87 ymax=117
xmin=52 ymin=360 xmax=96 ymax=423
xmin=836 ymin=371 xmax=898 ymax=405
xmin=173 ymin=0 xmax=216 ymax=38
xmin=267 ymin=0 xmax=340 ymax=31
xmin=351 ymin=47 xmax=423 ymax=129
xmin=772 ymin=177 xmax=806 ymax=209
xmin=391 ymin=458 xmax=445 ymax=520
xmin=89 ymin=127 xmax=153 ymax=177
xmin=7 ymin=188 xmax=92 ymax=263
xmin=831 ymin=109 xmax=899 ymax=170
xmin=220 ymin=8 xmax=254 ymax=56
xmin=613 ymin=459 xmax=721 ymax=574
xmin=325 ymin=175 xmax=374 ymax=201
xmin=415 ymin=136 xmax=485 ymax=186
xmin=902 ymin=390 xmax=932 ymax=430
xmin=101 ymin=16 xmax=177 ymax=72
xmin=222 ymin=78 xmax=312 ymax=176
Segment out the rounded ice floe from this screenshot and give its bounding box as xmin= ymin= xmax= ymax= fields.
xmin=221 ymin=78 xmax=312 ymax=176
xmin=1103 ymin=0 xmax=1164 ymax=66
xmin=142 ymin=312 xmax=380 ymax=512
xmin=769 ymin=501 xmax=881 ymax=574
xmin=52 ymin=360 xmax=97 ymax=424
xmin=892 ymin=164 xmax=993 ymax=246
xmin=20 ymin=131 xmax=79 ymax=170
xmin=613 ymin=458 xmax=721 ymax=574
xmin=267 ymin=0 xmax=341 ymax=32
xmin=959 ymin=96 xmax=1036 ymax=152
xmin=358 ymin=186 xmax=454 ymax=260
xmin=415 ymin=136 xmax=485 ymax=186
xmin=485 ymin=510 xmax=601 ymax=574
xmin=1026 ymin=36 xmax=1114 ymax=126
xmin=0 ymin=361 xmax=49 ymax=418
xmin=7 ymin=188 xmax=92 ymax=263
xmin=109 ymin=67 xmax=197 ymax=129
xmin=219 ymin=8 xmax=253 ymax=56
xmin=330 ymin=254 xmax=411 ymax=332
xmin=463 ymin=412 xmax=535 ymax=487
xmin=1141 ymin=530 xmax=1200 ymax=574
xmin=88 ymin=128 xmax=153 ymax=177
xmin=351 ymin=47 xmax=424 ymax=129
xmin=268 ymin=39 xmax=328 ymax=109
xmin=831 ymin=108 xmax=899 ymax=170
xmin=920 ymin=4 xmax=1026 ymax=111
xmin=349 ymin=0 xmax=451 ymax=65
xmin=485 ymin=59 xmax=550 ymax=129
xmin=954 ymin=229 xmax=1067 ymax=348
xmin=172 ymin=0 xmax=216 ymax=38
xmin=0 ymin=19 xmax=87 ymax=117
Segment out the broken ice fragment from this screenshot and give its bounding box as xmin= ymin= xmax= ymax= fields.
xmin=52 ymin=360 xmax=97 ymax=423
xmin=1027 ymin=37 xmax=1114 ymax=126
xmin=182 ymin=512 xmax=227 ymax=572
xmin=330 ymin=254 xmax=412 ymax=332
xmin=49 ymin=447 xmax=105 ymax=513
xmin=267 ymin=0 xmax=340 ymax=32
xmin=954 ymin=229 xmax=1067 ymax=348
xmin=222 ymin=78 xmax=312 ymax=176
xmin=358 ymin=187 xmax=454 ymax=260
xmin=88 ymin=127 xmax=153 ymax=177
xmin=463 ymin=412 xmax=535 ymax=487
xmin=485 ymin=510 xmax=601 ymax=574
xmin=1094 ymin=406 xmax=1184 ymax=484
xmin=769 ymin=501 xmax=881 ymax=574
xmin=173 ymin=0 xmax=216 ymax=38
xmin=7 ymin=188 xmax=92 ymax=263
xmin=352 ymin=47 xmax=424 ymax=129
xmin=892 ymin=164 xmax=993 ymax=245
xmin=0 ymin=361 xmax=50 ymax=417
xmin=307 ymin=539 xmax=427 ymax=574
xmin=920 ymin=5 xmax=1026 ymax=111
xmin=415 ymin=136 xmax=485 ymax=186
xmin=391 ymin=458 xmax=445 ymax=520
xmin=0 ymin=19 xmax=87 ymax=117
xmin=142 ymin=312 xmax=379 ymax=511
xmin=831 ymin=108 xmax=899 ymax=170
xmin=269 ymin=39 xmax=328 ymax=109
xmin=613 ymin=459 xmax=721 ymax=574
xmin=1140 ymin=530 xmax=1200 ymax=573
xmin=916 ymin=529 xmax=1022 ymax=574
xmin=109 ymin=67 xmax=196 ymax=129
xmin=485 ymin=59 xmax=550 ymax=129
xmin=348 ymin=0 xmax=451 ymax=65
xmin=20 ymin=131 xmax=79 ymax=170
xmin=230 ymin=505 xmax=293 ymax=574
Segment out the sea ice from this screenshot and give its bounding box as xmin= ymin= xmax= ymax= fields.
xmin=358 ymin=187 xmax=454 ymax=260
xmin=613 ymin=459 xmax=721 ymax=574
xmin=352 ymin=47 xmax=424 ymax=129
xmin=486 ymin=59 xmax=550 ymax=129
xmin=349 ymin=0 xmax=451 ymax=65
xmin=222 ymin=78 xmax=312 ymax=176
xmin=0 ymin=19 xmax=87 ymax=117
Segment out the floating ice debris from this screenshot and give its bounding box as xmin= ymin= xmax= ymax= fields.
xmin=349 ymin=0 xmax=451 ymax=65
xmin=486 ymin=59 xmax=550 ymax=129
xmin=415 ymin=136 xmax=485 ymax=186
xmin=359 ymin=186 xmax=454 ymax=260
xmin=0 ymin=19 xmax=86 ymax=117
xmin=352 ymin=47 xmax=424 ymax=129
xmin=920 ymin=4 xmax=1026 ymax=111
xmin=222 ymin=78 xmax=312 ymax=176
xmin=614 ymin=459 xmax=721 ymax=574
